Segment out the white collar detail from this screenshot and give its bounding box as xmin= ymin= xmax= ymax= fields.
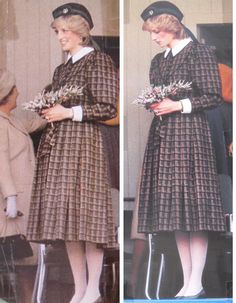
xmin=66 ymin=47 xmax=94 ymax=64
xmin=164 ymin=38 xmax=192 ymax=58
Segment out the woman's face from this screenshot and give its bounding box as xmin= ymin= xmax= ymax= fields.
xmin=150 ymin=30 xmax=175 ymax=48
xmin=54 ymin=26 xmax=83 ymax=55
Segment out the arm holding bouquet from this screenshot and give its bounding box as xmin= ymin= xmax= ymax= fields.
xmin=150 ymin=97 xmax=182 ymax=116
xmin=22 ymin=84 xmax=83 ymax=124
xmin=133 ymin=80 xmax=192 ymax=118
xmin=41 ymin=104 xmax=73 ymax=122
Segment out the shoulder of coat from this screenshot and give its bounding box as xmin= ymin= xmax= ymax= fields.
xmin=151 ymin=51 xmax=164 ymax=64
xmin=89 ymin=50 xmax=113 ymax=62
xmin=189 ymin=42 xmax=214 ymax=58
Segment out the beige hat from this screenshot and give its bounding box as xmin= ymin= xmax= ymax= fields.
xmin=0 ymin=68 xmax=16 ymax=102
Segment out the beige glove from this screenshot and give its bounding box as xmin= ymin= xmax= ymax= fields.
xmin=6 ymin=196 xmax=17 ymax=218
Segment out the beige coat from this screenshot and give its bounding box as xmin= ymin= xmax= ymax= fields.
xmin=0 ymin=111 xmax=46 ymax=265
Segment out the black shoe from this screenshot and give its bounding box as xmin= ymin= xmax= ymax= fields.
xmin=183 ymin=289 xmax=206 ymax=299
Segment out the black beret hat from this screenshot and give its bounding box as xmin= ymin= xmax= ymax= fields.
xmin=52 ymin=2 xmax=94 ymax=29
xmin=141 ymin=1 xmax=183 ymax=22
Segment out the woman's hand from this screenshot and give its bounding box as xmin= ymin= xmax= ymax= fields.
xmin=150 ymin=98 xmax=182 ymax=117
xmin=41 ymin=104 xmax=73 ymax=122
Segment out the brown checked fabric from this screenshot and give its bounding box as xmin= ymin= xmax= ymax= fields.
xmin=27 ymin=51 xmax=118 ymax=248
xmin=138 ymin=42 xmax=226 ymax=233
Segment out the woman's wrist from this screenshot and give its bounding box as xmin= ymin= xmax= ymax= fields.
xmin=66 ymin=108 xmax=74 ymax=119
xmin=177 ymin=101 xmax=183 ymax=112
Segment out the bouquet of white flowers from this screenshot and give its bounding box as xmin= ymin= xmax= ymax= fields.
xmin=22 ymin=84 xmax=83 ymax=113
xmin=133 ymin=80 xmax=192 ymax=109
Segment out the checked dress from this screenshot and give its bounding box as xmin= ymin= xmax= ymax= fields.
xmin=138 ymin=41 xmax=226 ymax=234
xmin=27 ymin=51 xmax=118 ymax=248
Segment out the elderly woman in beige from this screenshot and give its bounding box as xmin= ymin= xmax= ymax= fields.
xmin=0 ymin=69 xmax=46 ymax=302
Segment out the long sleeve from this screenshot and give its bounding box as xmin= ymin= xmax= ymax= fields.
xmin=0 ymin=123 xmax=17 ymax=199
xmin=19 ymin=114 xmax=47 ymax=134
xmin=188 ymin=44 xmax=223 ymax=112
xmin=99 ymin=98 xmax=120 ymax=126
xmin=82 ymin=52 xmax=118 ymax=121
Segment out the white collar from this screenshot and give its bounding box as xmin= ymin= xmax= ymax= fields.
xmin=66 ymin=47 xmax=94 ymax=64
xmin=164 ymin=38 xmax=192 ymax=58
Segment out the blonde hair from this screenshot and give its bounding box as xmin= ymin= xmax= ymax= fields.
xmin=142 ymin=14 xmax=188 ymax=40
xmin=51 ymin=15 xmax=91 ymax=46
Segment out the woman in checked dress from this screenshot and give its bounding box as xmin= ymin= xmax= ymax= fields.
xmin=137 ymin=1 xmax=225 ymax=299
xmin=27 ymin=3 xmax=118 ymax=303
